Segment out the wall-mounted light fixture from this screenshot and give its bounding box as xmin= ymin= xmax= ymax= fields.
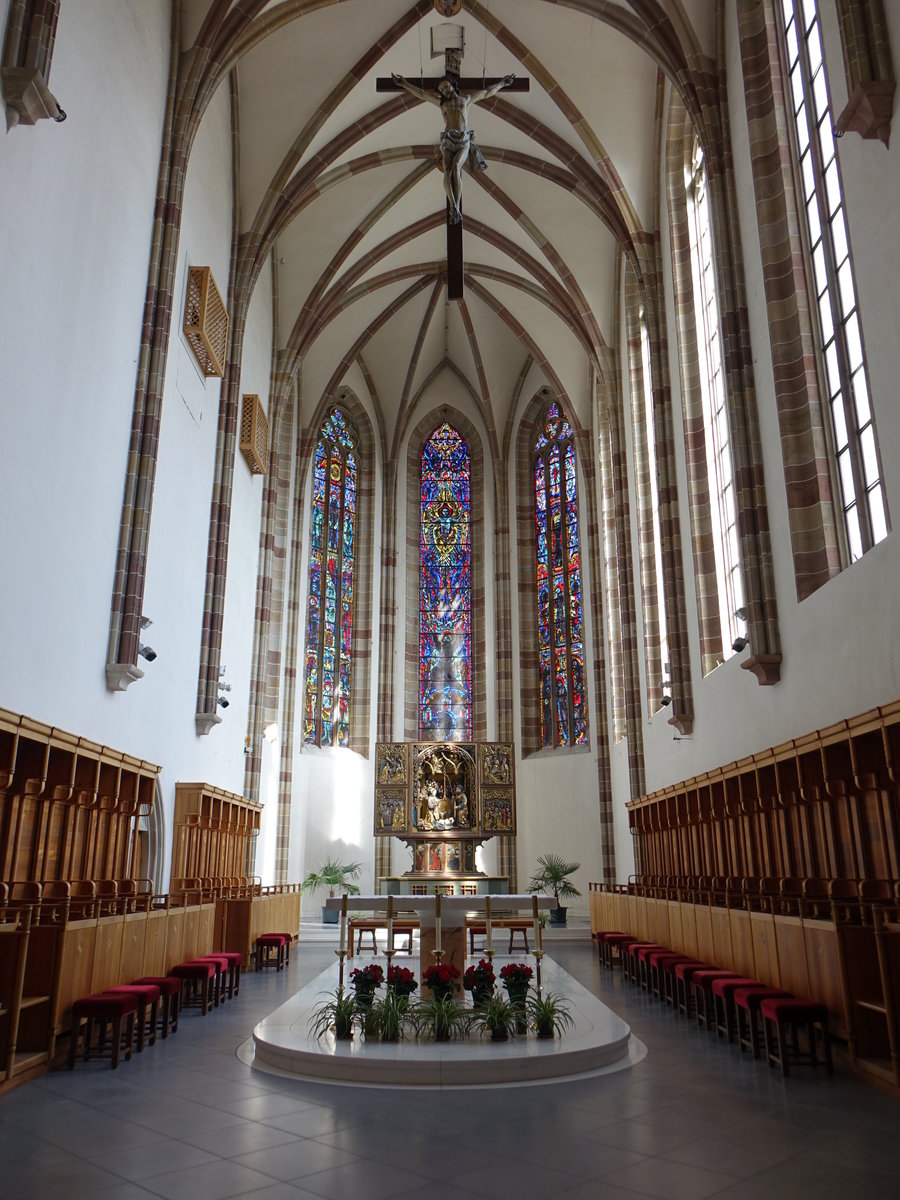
xmin=217 ymin=694 xmax=229 ymax=709
xmin=732 ymin=635 xmax=749 ymax=652
xmin=138 ymin=644 xmax=157 ymax=662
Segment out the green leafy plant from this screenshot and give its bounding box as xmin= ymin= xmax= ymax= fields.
xmin=367 ymin=990 xmax=409 ymax=1042
xmin=409 ymin=993 xmax=473 ymax=1042
xmin=528 ymin=853 xmax=582 ymax=909
xmin=470 ymin=992 xmax=519 ymax=1040
xmin=301 ymin=858 xmax=363 ymax=899
xmin=527 ymin=991 xmax=574 ymax=1039
xmin=308 ymin=988 xmax=357 ymax=1040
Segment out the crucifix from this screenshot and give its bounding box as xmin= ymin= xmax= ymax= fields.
xmin=377 ymin=29 xmax=528 ymax=300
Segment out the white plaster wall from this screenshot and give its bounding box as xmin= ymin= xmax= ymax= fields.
xmin=636 ymin=6 xmax=900 ymax=803
xmin=0 ymin=0 xmax=169 ymax=734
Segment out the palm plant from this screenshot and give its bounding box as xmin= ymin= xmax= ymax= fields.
xmin=301 ymin=858 xmax=363 ymax=922
xmin=301 ymin=858 xmax=363 ymax=898
xmin=528 ymin=853 xmax=581 ymax=923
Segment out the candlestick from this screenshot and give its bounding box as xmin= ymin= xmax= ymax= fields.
xmin=485 ymin=895 xmax=493 ymax=953
xmin=335 ymin=947 xmax=348 ymax=992
xmin=434 ymin=891 xmax=442 ymax=953
xmin=532 ymin=894 xmax=541 ymax=954
xmin=535 ymin=949 xmax=544 ymax=997
xmin=386 ymin=895 xmax=393 ymax=955
xmin=339 ymin=894 xmax=347 ymax=955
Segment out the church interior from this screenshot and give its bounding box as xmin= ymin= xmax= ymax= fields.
xmin=2 ymin=0 xmax=900 ymax=1191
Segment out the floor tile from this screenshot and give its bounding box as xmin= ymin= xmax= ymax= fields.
xmin=603 ymin=1155 xmax=741 ymax=1200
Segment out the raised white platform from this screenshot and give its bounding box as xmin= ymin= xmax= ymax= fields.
xmin=247 ymin=954 xmax=641 ymax=1088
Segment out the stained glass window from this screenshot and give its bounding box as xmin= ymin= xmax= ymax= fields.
xmin=303 ymin=406 xmax=356 ymax=746
xmin=533 ymin=402 xmax=587 ymax=748
xmin=419 ymin=423 xmax=471 ymax=741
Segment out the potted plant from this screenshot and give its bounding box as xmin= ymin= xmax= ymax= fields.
xmin=386 ymin=964 xmax=418 ymax=1009
xmin=367 ymin=989 xmax=408 ymax=1042
xmin=499 ymin=962 xmax=533 ymax=1032
xmin=527 ymin=992 xmax=574 ymax=1040
xmin=471 ymin=992 xmax=519 ymax=1041
xmin=528 ymin=853 xmax=581 ymax=925
xmin=308 ymin=987 xmax=357 ymax=1041
xmin=463 ymin=958 xmax=496 ymax=1006
xmin=348 ymin=963 xmax=383 ymax=1008
xmin=301 ymin=858 xmax=363 ymax=923
xmin=422 ymin=960 xmax=461 ymax=1001
xmin=409 ymin=993 xmax=472 ymax=1042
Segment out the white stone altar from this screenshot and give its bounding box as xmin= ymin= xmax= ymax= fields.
xmin=326 ymin=893 xmax=555 ymax=990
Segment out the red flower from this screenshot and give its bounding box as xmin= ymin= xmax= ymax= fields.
xmin=499 ymin=962 xmax=533 ymax=984
xmin=463 ymin=958 xmax=496 ymax=990
xmin=423 ymin=962 xmax=461 ymax=987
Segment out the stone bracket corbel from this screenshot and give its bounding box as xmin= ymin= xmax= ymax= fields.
xmin=741 ymin=654 xmax=782 ymax=686
xmin=2 ymin=66 xmax=64 ymax=128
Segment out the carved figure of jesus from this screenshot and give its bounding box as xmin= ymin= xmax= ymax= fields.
xmin=391 ymin=72 xmax=516 ymax=223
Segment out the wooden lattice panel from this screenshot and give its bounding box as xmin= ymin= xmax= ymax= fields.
xmin=239 ymin=394 xmax=269 ymax=475
xmin=183 ymin=266 xmax=228 ymax=377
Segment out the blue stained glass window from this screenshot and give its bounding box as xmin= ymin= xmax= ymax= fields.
xmin=419 ymin=423 xmax=471 ymax=741
xmin=533 ymin=402 xmax=587 ymax=747
xmin=303 ymin=407 xmax=357 ymax=746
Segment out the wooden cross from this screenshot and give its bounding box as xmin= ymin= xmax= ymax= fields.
xmin=377 ymin=62 xmax=528 ymax=300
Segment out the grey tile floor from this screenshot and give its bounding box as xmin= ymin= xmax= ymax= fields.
xmin=1 ymin=935 xmax=898 ymax=1200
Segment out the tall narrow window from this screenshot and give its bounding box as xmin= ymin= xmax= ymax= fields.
xmin=419 ymin=423 xmax=471 ymax=741
xmin=779 ymin=0 xmax=888 ymax=559
xmin=303 ymin=406 xmax=356 ymax=746
xmin=686 ymin=139 xmax=744 ymax=653
xmin=533 ymin=401 xmax=587 ymax=748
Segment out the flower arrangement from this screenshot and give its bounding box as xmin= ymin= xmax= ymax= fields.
xmin=499 ymin=962 xmax=533 ymax=987
xmin=349 ymin=963 xmax=384 ymax=1001
xmin=422 ymin=961 xmax=461 ymax=997
xmin=463 ymin=958 xmax=495 ymax=1001
xmin=387 ymin=965 xmax=418 ymax=999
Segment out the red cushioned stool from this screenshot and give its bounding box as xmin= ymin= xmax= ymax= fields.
xmin=710 ymin=977 xmax=769 ymax=1042
xmin=597 ymin=932 xmax=631 ymax=970
xmin=635 ymin=943 xmax=670 ymax=992
xmin=256 ymin=933 xmax=288 ymax=971
xmin=272 ymin=932 xmax=293 ymax=967
xmin=102 ymin=984 xmax=160 ymax=1051
xmin=170 ymin=960 xmax=216 ymax=1015
xmin=626 ymin=942 xmax=664 ymax=987
xmin=134 ymin=975 xmax=181 ymax=1037
xmin=660 ymin=956 xmax=703 ymax=1007
xmin=194 ymin=955 xmax=231 ymax=1007
xmin=673 ymin=961 xmax=715 ymax=1017
xmin=692 ymin=969 xmax=741 ymax=1030
xmin=760 ymin=995 xmax=833 ymax=1077
xmin=734 ymin=986 xmax=792 ymax=1058
xmin=212 ymin=950 xmax=242 ymax=998
xmin=647 ymin=950 xmax=692 ymax=1000
xmin=69 ymin=992 xmax=139 ymax=1070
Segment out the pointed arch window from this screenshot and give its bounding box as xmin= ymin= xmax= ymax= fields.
xmin=419 ymin=423 xmax=472 ymax=741
xmin=778 ymin=0 xmax=888 ymax=559
xmin=533 ymin=401 xmax=587 ymax=748
xmin=303 ymin=406 xmax=357 ymax=747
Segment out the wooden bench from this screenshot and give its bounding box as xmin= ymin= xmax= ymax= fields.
xmin=347 ymin=917 xmax=418 ymax=958
xmin=467 ymin=918 xmax=531 ymax=954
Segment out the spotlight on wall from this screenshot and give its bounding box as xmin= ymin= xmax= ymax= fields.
xmin=660 ymin=694 xmax=672 ymax=707
xmin=138 ymin=644 xmax=157 ymax=662
xmin=218 ymin=682 xmax=232 ymax=693
xmin=733 ymin=607 xmax=747 ymax=624
xmin=217 ymin=695 xmax=230 ymax=709
xmin=732 ymin=636 xmax=749 ymax=652
xmin=140 ymin=615 xmax=153 ymax=630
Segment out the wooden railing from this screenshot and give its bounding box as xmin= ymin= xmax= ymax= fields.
xmin=627 ymin=700 xmax=900 ymax=885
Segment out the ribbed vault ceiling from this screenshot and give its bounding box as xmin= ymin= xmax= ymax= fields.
xmin=207 ymin=0 xmax=715 ymax=446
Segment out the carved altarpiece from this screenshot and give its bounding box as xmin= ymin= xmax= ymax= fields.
xmin=374 ymin=741 xmax=515 ymax=878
